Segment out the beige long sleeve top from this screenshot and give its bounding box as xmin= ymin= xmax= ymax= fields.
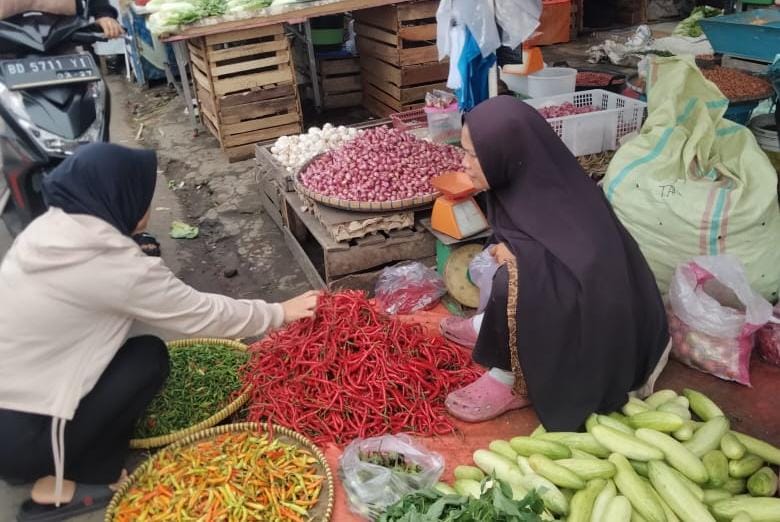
xmin=0 ymin=208 xmax=284 ymax=420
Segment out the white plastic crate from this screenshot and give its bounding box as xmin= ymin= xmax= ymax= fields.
xmin=524 ymin=89 xmax=647 ymax=156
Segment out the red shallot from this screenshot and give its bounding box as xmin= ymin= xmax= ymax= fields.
xmin=298 ymin=126 xmax=463 ymax=202
xmin=537 ymin=102 xmax=601 ymax=119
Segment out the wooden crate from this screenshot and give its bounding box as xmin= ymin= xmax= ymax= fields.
xmin=188 ymin=24 xmax=303 ymax=162
xmin=319 ymin=56 xmax=363 ymax=109
xmin=354 ymin=0 xmax=448 ymax=117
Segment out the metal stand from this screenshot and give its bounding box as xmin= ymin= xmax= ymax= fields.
xmin=171 ymin=40 xmax=200 ymax=135
xmin=289 ymin=21 xmax=323 ymax=112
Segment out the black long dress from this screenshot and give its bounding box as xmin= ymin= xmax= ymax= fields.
xmin=466 ymin=96 xmax=669 ymax=431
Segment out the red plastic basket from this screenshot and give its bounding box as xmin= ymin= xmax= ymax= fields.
xmin=390 ymin=108 xmax=427 ymax=132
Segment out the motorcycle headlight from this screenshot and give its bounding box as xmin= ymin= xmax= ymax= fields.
xmin=0 ymin=80 xmax=105 ymax=157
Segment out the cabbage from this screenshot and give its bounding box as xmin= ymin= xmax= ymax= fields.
xmin=672 ymin=6 xmax=723 ymax=38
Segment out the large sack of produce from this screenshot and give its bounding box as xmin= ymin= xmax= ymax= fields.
xmin=602 ymin=56 xmax=780 ymax=302
xmin=669 ymin=255 xmax=773 ymax=385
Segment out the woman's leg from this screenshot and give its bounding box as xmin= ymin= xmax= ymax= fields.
xmin=28 ymin=336 xmax=169 ymax=505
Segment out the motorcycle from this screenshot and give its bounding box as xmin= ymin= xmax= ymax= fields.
xmin=0 ymin=7 xmax=109 ymax=236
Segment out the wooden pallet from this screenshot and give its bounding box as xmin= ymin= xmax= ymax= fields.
xmin=279 ymin=190 xmax=436 ymax=290
xmin=188 ymin=24 xmax=303 ymax=162
xmin=319 ymin=56 xmax=362 ymax=109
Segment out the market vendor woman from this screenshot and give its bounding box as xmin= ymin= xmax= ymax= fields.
xmin=441 ymin=96 xmax=671 ymax=431
xmin=0 ymin=144 xmax=319 ymax=520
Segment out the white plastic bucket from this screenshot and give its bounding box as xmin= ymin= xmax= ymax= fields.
xmin=526 ymin=67 xmax=577 ymax=98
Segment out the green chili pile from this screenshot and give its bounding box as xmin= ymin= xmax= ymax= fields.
xmin=113 ymin=431 xmax=324 ymax=521
xmin=134 ymin=344 xmax=248 ymax=439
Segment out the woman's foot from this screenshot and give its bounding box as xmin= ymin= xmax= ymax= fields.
xmin=440 ymin=316 xmax=479 ymax=349
xmin=19 ymin=470 xmax=128 ymax=521
xmin=446 ymin=372 xmax=530 ymax=422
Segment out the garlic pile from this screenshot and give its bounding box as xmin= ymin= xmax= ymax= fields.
xmin=270 ymin=124 xmax=362 ymax=173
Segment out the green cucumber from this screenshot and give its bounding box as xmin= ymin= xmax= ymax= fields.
xmin=648 ymin=460 xmax=715 ymax=522
xmin=529 ymin=453 xmax=586 ymax=489
xmin=702 ymin=450 xmax=728 ymax=487
xmin=568 ymin=479 xmax=606 ymax=522
xmin=683 ymin=416 xmax=730 ymax=457
xmin=634 ymin=428 xmax=709 ymax=484
xmin=509 ymin=436 xmax=571 ymax=459
xmin=590 ymin=425 xmax=664 ymax=461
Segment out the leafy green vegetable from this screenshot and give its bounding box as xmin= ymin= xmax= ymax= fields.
xmin=378 ymin=477 xmax=544 ymax=521
xmin=673 ymin=6 xmax=723 ymax=38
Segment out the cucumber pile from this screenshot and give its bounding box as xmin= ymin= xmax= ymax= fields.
xmin=438 ymin=388 xmax=780 ymax=521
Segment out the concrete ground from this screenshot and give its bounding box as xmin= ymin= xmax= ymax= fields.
xmin=0 ymin=73 xmax=309 ymax=520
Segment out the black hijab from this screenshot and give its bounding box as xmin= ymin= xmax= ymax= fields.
xmin=466 ymin=96 xmax=669 ymax=430
xmin=42 ymin=143 xmax=157 ymax=236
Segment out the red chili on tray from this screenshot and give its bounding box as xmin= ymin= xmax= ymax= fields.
xmin=241 ymin=291 xmax=482 ymax=445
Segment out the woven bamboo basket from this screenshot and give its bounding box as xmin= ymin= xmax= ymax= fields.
xmin=295 ymin=153 xmax=439 ymax=212
xmin=107 ymin=422 xmax=334 ymax=521
xmin=128 ymin=338 xmax=251 ymax=450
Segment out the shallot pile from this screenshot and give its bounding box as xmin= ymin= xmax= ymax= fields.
xmin=298 ymin=126 xmax=463 ymax=202
xmin=537 ymin=102 xmax=600 ymax=119
xmin=270 ymin=123 xmax=361 ymax=174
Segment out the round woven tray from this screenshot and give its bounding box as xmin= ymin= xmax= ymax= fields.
xmin=106 ymin=422 xmax=335 ymax=522
xmin=296 ymin=153 xmax=439 ymax=212
xmin=128 ymin=338 xmax=251 ymax=450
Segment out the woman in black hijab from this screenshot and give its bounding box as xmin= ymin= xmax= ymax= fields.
xmin=443 ymin=96 xmax=670 ymax=431
xmin=0 ymin=143 xmax=318 ymax=520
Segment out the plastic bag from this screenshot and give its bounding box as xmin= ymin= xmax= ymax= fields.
xmin=436 ymin=0 xmax=540 ymax=60
xmin=669 ymin=255 xmax=773 ymax=385
xmin=340 ymin=434 xmax=444 ymax=519
xmin=757 ymin=304 xmax=780 ymax=367
xmin=469 ymin=248 xmax=499 ymax=313
xmin=375 ymin=262 xmax=446 ymax=315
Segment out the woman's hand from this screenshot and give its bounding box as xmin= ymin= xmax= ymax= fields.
xmin=489 ymin=243 xmax=515 ymax=265
xmin=281 ymin=290 xmax=321 ymax=324
xmin=96 ymin=17 xmax=124 ymax=39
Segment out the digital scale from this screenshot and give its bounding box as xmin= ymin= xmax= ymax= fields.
xmin=430 ymin=172 xmax=489 ymax=240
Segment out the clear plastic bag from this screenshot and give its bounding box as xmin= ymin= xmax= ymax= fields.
xmin=340 ymin=434 xmax=444 ymax=519
xmin=375 ymin=262 xmax=446 ymax=315
xmin=469 ymin=247 xmax=499 ymax=313
xmin=669 ymin=255 xmax=773 ymax=385
xmin=756 ymin=304 xmax=780 ymax=367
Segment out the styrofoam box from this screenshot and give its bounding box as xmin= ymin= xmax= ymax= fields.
xmin=524 ymin=89 xmax=648 ymax=156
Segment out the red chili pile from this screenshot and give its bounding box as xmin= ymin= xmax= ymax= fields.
xmin=241 ymin=291 xmax=482 ymax=445
xmin=298 ymin=127 xmax=463 ymax=202
xmin=537 ymin=102 xmax=600 ymax=119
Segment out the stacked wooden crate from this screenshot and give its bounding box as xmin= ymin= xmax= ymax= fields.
xmin=354 ymin=0 xmax=448 ymax=117
xmin=188 ymin=25 xmax=302 ymax=162
xmin=319 ymin=56 xmax=362 ymax=109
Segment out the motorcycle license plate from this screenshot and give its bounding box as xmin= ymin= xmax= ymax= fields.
xmin=0 ymin=53 xmax=100 ymax=90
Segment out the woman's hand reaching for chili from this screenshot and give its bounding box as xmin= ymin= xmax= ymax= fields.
xmin=96 ymin=17 xmax=124 ymax=39
xmin=489 ymin=243 xmax=515 ymax=265
xmin=281 ymin=290 xmax=321 ymax=324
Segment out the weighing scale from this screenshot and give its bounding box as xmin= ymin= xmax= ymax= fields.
xmin=443 ymin=243 xmax=483 ymax=309
xmin=431 ymin=172 xmax=489 ymax=240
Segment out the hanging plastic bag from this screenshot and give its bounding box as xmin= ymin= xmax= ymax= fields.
xmin=469 ymin=248 xmax=499 ymax=313
xmin=375 ymin=262 xmax=446 ymax=315
xmin=668 ymin=255 xmax=773 ymax=385
xmin=340 ymin=434 xmax=444 ymax=519
xmin=756 ymin=304 xmax=780 ymax=367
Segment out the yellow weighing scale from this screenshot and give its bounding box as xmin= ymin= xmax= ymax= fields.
xmin=443 ymin=243 xmax=483 ymax=308
xmin=431 ymin=172 xmax=489 ymax=240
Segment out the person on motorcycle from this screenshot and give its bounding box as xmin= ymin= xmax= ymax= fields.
xmin=79 ymin=0 xmax=123 ymax=39
xmin=0 ymin=143 xmax=321 ymax=520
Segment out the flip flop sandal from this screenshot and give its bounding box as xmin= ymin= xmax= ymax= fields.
xmin=440 ymin=316 xmax=478 ymax=349
xmin=16 ymin=484 xmax=114 ymax=522
xmin=133 ymin=232 xmax=161 ymax=257
xmin=446 ymin=372 xmax=529 ymax=423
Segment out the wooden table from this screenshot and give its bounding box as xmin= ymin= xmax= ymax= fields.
xmin=159 ymin=0 xmax=419 ymax=124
